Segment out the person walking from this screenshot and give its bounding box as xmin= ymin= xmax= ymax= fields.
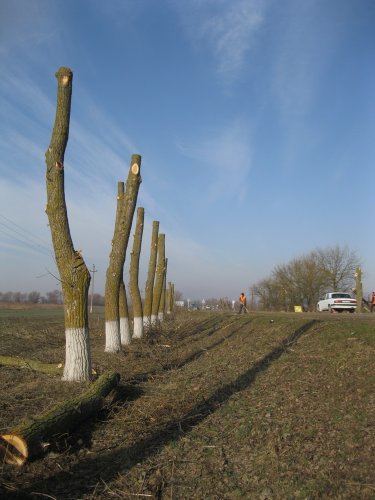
xmin=238 ymin=292 xmax=247 ymax=314
xmin=371 ymin=292 xmax=375 ymax=312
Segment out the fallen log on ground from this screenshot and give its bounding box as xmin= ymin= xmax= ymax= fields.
xmin=0 ymin=355 xmax=63 ymax=375
xmin=0 ymin=371 xmax=120 ymax=465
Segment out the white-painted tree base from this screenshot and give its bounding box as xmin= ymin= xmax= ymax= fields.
xmin=105 ymin=320 xmax=121 ymax=352
xmin=132 ymin=316 xmax=144 ymax=339
xmin=143 ymin=316 xmax=151 ymax=329
xmin=120 ymin=317 xmax=131 ymax=345
xmin=62 ymin=327 xmax=91 ymax=382
xmin=150 ymin=314 xmax=158 ymax=327
xmin=158 ymin=312 xmax=164 ymax=322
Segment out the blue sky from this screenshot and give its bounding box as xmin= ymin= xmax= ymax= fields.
xmin=0 ymin=0 xmax=374 ymax=301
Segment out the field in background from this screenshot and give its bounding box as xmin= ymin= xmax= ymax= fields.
xmin=0 ymin=308 xmax=374 ymax=499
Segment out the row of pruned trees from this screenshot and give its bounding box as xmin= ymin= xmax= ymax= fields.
xmin=45 ymin=67 xmax=175 ymax=382
xmin=251 ymin=246 xmax=361 ymax=311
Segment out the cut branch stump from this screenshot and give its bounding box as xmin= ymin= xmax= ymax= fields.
xmin=0 ymin=371 xmax=120 ymax=465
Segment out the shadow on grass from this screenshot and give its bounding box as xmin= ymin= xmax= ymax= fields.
xmin=24 ymin=319 xmax=317 ymax=498
xmin=126 ymin=317 xmax=248 ymax=384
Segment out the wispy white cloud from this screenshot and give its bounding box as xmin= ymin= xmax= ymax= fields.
xmin=172 ymin=0 xmax=265 ymax=84
xmin=272 ymin=1 xmax=340 ymax=120
xmin=177 ymin=119 xmax=252 ymax=202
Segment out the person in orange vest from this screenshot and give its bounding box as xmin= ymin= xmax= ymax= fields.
xmin=238 ymin=292 xmax=247 ymax=314
xmin=371 ymin=292 xmax=375 ymax=313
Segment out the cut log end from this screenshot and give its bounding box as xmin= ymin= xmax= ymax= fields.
xmin=131 ymin=163 xmax=140 ymax=175
xmin=0 ymin=434 xmax=28 ymax=465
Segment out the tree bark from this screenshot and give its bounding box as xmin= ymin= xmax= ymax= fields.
xmin=151 ymin=233 xmax=165 ymax=326
xmin=0 ymin=371 xmax=119 ymax=465
xmin=355 ymin=267 xmax=363 ymax=313
xmin=119 ymin=278 xmax=131 ymax=345
xmin=105 ymin=158 xmax=141 ymax=352
xmin=129 ymin=207 xmax=145 ymax=339
xmin=158 ymin=257 xmax=168 ymax=322
xmin=166 ymin=282 xmax=171 ymax=315
xmin=0 ymin=356 xmax=62 ymax=375
xmin=45 ymin=67 xmax=92 ymax=382
xmin=143 ymin=220 xmax=159 ymax=329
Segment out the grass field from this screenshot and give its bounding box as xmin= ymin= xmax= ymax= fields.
xmin=0 ymin=308 xmax=374 ymax=499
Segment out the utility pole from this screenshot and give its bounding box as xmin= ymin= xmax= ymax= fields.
xmin=89 ymin=265 xmax=97 ymax=313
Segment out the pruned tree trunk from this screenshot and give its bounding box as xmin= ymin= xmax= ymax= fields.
xmin=45 ymin=67 xmax=91 ymax=382
xmin=129 ymin=207 xmax=145 ymax=339
xmin=158 ymin=257 xmax=168 ymax=322
xmin=166 ymin=282 xmax=172 ymax=315
xmin=119 ymin=278 xmax=131 ymax=345
xmin=105 ymin=158 xmax=142 ymax=352
xmin=166 ymin=281 xmax=174 ymax=315
xmin=151 ymin=233 xmax=165 ymax=327
xmin=356 ymin=267 xmax=363 ymax=313
xmin=143 ymin=220 xmax=159 ymax=329
xmin=0 ymin=371 xmax=119 ymax=465
xmin=170 ymin=282 xmax=175 ymax=313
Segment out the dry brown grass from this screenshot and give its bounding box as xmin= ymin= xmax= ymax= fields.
xmin=0 ymin=308 xmax=374 ymax=499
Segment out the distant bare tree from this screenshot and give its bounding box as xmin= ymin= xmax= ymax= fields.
xmin=46 ymin=290 xmax=62 ymax=304
xmin=252 ymin=245 xmax=360 ymax=311
xmin=27 ymin=291 xmax=40 ymax=304
xmin=315 ymin=245 xmax=359 ymax=292
xmin=13 ymin=292 xmax=26 ymax=303
xmin=1 ymin=291 xmax=14 ymax=303
xmin=92 ymin=293 xmax=104 ymax=306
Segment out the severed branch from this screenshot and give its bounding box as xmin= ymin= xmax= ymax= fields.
xmin=0 ymin=371 xmax=120 ymax=465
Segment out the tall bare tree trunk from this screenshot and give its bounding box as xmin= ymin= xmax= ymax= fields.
xmin=143 ymin=220 xmax=159 ymax=329
xmin=151 ymin=233 xmax=165 ymax=327
xmin=166 ymin=282 xmax=171 ymax=315
xmin=129 ymin=207 xmax=145 ymax=339
xmin=158 ymin=257 xmax=168 ymax=322
xmin=355 ymin=266 xmax=363 ymax=313
xmin=119 ymin=277 xmax=131 ymax=345
xmin=166 ymin=281 xmax=174 ymax=315
xmin=171 ymin=283 xmax=175 ymax=313
xmin=105 ymin=157 xmax=141 ymax=352
xmin=45 ymin=67 xmax=91 ymax=382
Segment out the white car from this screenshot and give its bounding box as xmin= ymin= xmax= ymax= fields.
xmin=317 ymin=292 xmax=357 ymax=313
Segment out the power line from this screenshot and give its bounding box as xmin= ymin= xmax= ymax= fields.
xmin=0 ymin=213 xmax=51 ymax=248
xmin=0 ymin=213 xmax=53 ymax=258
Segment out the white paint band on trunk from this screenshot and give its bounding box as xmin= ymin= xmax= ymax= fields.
xmin=105 ymin=320 xmax=121 ymax=352
xmin=63 ymin=327 xmax=91 ymax=382
xmin=143 ymin=316 xmax=151 ymax=328
xmin=150 ymin=314 xmax=158 ymax=326
xmin=132 ymin=316 xmax=144 ymax=339
xmin=120 ymin=317 xmax=131 ymax=345
xmin=158 ymin=312 xmax=164 ymax=322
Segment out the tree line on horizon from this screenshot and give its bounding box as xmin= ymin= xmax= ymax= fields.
xmin=251 ymin=245 xmax=365 ymax=311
